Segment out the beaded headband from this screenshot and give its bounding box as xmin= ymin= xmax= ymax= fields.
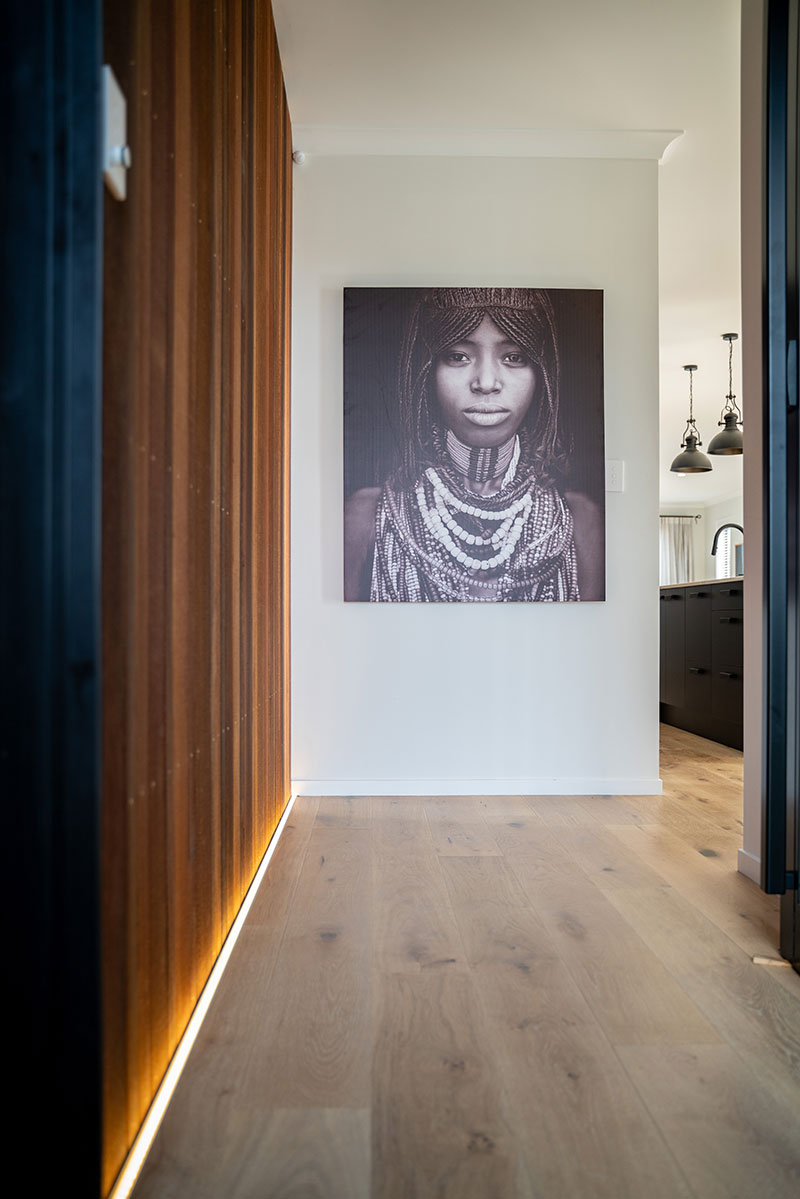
xmin=424 ymin=287 xmax=549 ymax=312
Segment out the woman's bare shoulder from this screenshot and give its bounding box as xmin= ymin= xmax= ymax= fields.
xmin=564 ymin=490 xmax=605 ymax=601
xmin=345 ymin=486 xmax=381 ymax=526
xmin=564 ymin=490 xmax=601 ymax=530
xmin=344 ymin=487 xmax=381 ymax=601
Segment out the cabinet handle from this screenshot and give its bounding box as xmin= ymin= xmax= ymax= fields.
xmin=692 ymin=591 xmax=710 ymax=598
xmin=718 ymin=616 xmax=740 ymax=624
xmin=671 ymin=594 xmax=683 ymax=601
xmin=719 ymin=671 xmax=738 ymax=679
xmin=719 ymin=588 xmax=741 ymax=596
xmin=688 ymin=667 xmax=706 ymax=675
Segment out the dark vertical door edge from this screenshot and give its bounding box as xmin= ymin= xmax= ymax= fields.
xmin=763 ymin=0 xmax=800 ymax=966
xmin=0 ymin=0 xmax=103 ymax=1187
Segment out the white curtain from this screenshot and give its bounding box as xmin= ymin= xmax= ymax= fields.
xmin=659 ymin=516 xmax=695 ymax=585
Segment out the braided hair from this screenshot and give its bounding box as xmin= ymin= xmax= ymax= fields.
xmin=396 ymin=287 xmax=567 ymax=489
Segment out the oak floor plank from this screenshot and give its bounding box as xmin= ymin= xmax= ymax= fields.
xmin=424 ymin=796 xmax=503 ymax=857
xmin=664 ymin=772 xmax=745 ymax=823
xmin=624 ymin=792 xmax=742 ymax=855
xmin=483 ymin=812 xmax=570 ymax=860
xmin=369 ymin=796 xmax=428 ymax=851
xmin=660 ymin=723 xmax=744 ymax=764
xmin=552 ymin=825 xmax=668 ymax=892
xmin=610 ymin=822 xmax=780 ymax=957
xmin=526 ymin=795 xmax=602 ymax=826
xmin=573 ymin=793 xmax=658 ymax=825
xmin=315 ymin=796 xmax=373 ymax=828
xmin=373 ymin=803 xmax=468 ymax=974
xmin=605 ymin=884 xmax=800 ymax=1111
xmin=439 ymin=855 xmax=558 ymax=972
xmin=238 ymin=826 xmax=373 ymax=1108
xmin=138 ymin=1108 xmax=370 ymax=1199
xmin=441 ymin=851 xmax=695 ymax=1196
xmin=508 ymin=868 xmax=722 ymax=1046
xmin=477 ymin=795 xmax=547 ymax=823
xmin=488 ymin=824 xmax=580 ymax=881
xmin=245 ymin=797 xmax=319 ymax=927
xmin=222 ymin=1108 xmax=371 ymax=1199
xmin=471 ymin=958 xmax=694 ymax=1198
xmin=617 ymin=1044 xmax=800 ymax=1199
xmin=371 ymin=971 xmax=520 ymax=1198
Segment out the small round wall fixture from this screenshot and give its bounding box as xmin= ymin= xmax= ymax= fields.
xmin=670 ymin=364 xmax=713 ymax=474
xmin=708 ymin=333 xmax=743 ymax=455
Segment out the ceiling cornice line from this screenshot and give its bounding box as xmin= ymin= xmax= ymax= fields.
xmin=292 ymin=126 xmax=683 ymax=162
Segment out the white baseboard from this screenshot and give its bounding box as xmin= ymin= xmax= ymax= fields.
xmin=291 ymin=777 xmax=663 ymax=797
xmin=737 ymin=847 xmax=761 ymax=883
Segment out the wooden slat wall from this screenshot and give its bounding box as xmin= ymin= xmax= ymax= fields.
xmin=101 ymin=2 xmax=291 ymax=1194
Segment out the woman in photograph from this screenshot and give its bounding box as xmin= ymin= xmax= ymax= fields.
xmin=344 ymin=286 xmax=604 ymax=602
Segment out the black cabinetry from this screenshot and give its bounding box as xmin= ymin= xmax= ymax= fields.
xmin=659 ymin=579 xmax=743 ymax=749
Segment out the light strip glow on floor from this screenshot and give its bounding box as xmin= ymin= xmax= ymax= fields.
xmin=108 ymin=792 xmax=298 ymax=1199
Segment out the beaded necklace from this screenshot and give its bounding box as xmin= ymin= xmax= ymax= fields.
xmin=370 ymin=439 xmax=579 ymax=603
xmin=444 ymin=430 xmax=517 ymax=483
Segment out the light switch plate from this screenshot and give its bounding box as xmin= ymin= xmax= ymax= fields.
xmin=605 ymin=459 xmax=625 ymax=492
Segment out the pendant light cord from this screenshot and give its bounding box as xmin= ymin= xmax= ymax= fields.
xmin=682 ymin=364 xmax=700 ymax=447
xmin=720 ymin=333 xmax=742 ymax=424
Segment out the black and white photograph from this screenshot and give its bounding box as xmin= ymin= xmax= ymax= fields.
xmin=343 ymin=286 xmax=606 ymax=602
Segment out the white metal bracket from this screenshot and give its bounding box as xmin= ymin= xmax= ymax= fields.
xmin=102 ymin=65 xmax=131 ymax=201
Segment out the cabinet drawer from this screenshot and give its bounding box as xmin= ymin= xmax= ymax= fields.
xmin=685 ymin=589 xmax=711 ymax=665
xmin=712 ymin=583 xmax=743 ymax=610
xmin=712 ymin=610 xmax=743 ymax=663
xmin=685 ymin=665 xmax=711 ymax=711
xmin=660 ymin=589 xmax=685 ymax=708
xmin=712 ymin=668 xmax=743 ymax=723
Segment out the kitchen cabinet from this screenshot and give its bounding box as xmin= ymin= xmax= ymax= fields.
xmin=659 ymin=578 xmax=743 ymax=749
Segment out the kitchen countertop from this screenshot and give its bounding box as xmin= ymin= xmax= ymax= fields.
xmin=660 ymin=576 xmax=743 ymax=590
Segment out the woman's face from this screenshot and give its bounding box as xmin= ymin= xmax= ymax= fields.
xmin=434 ymin=314 xmax=536 ymax=447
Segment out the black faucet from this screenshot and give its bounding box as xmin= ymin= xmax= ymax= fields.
xmin=710 ymin=523 xmax=744 ymax=556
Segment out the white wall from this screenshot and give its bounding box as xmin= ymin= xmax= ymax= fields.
xmin=291 ymin=154 xmax=662 ymax=795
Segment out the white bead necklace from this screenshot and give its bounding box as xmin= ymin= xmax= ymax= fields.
xmin=415 ymin=483 xmax=530 ymax=571
xmin=432 ymin=490 xmax=519 ymax=547
xmin=425 ymin=466 xmax=529 ymax=521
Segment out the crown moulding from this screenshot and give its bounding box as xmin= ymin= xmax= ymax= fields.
xmin=291 ymin=126 xmax=683 ymax=163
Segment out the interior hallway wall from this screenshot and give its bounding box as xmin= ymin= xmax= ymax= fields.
xmin=101 ymin=1 xmax=291 ymax=1191
xmin=292 ymin=153 xmax=661 ymax=795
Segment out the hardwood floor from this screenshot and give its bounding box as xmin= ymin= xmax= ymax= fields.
xmin=132 ymin=726 xmax=800 ymax=1198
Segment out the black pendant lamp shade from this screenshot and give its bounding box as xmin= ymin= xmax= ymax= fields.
xmin=670 ymin=364 xmax=713 ymax=474
xmin=707 ymin=332 xmax=743 ymax=455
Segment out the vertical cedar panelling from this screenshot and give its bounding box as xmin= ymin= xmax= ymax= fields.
xmin=101 ymin=1 xmax=292 ymax=1194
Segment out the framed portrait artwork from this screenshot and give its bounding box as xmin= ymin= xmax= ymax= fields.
xmin=343 ymin=287 xmax=605 ymax=603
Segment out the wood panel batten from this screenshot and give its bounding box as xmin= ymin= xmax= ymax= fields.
xmin=101 ymin=2 xmax=292 ymax=1193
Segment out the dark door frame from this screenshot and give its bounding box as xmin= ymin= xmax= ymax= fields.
xmin=763 ymin=0 xmax=800 ymax=965
xmin=1 ymin=0 xmax=103 ymax=1188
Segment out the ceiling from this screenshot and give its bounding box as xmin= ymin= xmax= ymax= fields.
xmin=272 ymin=0 xmax=743 ymax=506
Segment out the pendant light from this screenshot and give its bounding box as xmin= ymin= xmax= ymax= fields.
xmin=670 ymin=364 xmax=713 ymax=474
xmin=707 ymin=332 xmax=743 ymax=455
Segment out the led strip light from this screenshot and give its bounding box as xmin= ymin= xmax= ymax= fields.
xmin=108 ymin=792 xmax=298 ymax=1199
